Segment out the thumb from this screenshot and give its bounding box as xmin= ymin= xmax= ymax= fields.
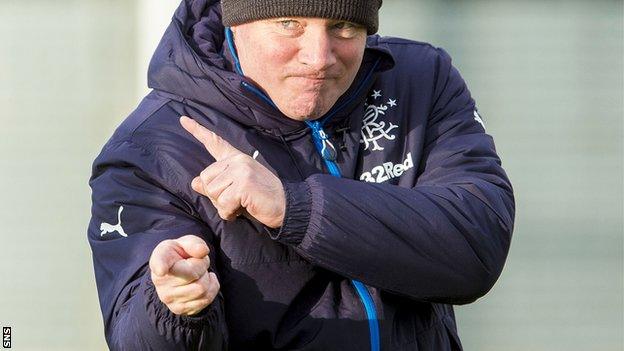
xmin=175 ymin=234 xmax=210 ymax=259
xmin=169 ymin=257 xmax=209 ymax=282
xmin=150 ymin=240 xmax=185 ymax=277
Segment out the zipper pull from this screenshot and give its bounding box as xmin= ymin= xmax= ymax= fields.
xmin=310 ymin=122 xmax=337 ymax=161
xmin=318 ymin=129 xmax=337 ymax=161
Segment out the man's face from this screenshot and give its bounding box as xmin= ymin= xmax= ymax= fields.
xmin=231 ymin=17 xmax=368 ymax=121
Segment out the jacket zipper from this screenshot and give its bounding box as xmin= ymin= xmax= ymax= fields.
xmin=308 ymin=120 xmax=381 ymax=351
xmin=225 ymin=27 xmax=381 ymax=350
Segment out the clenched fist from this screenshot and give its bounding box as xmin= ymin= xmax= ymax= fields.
xmin=149 ymin=235 xmax=220 ymax=316
xmin=180 ymin=116 xmax=286 ymax=228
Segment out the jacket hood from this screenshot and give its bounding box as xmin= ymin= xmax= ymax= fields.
xmin=147 ymin=0 xmax=394 ymax=136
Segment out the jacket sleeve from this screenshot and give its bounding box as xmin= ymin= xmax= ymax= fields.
xmin=88 ymin=139 xmax=227 ymax=350
xmin=270 ymin=49 xmax=515 ymax=305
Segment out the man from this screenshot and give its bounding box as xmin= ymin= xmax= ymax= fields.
xmin=88 ymin=0 xmax=515 ymax=350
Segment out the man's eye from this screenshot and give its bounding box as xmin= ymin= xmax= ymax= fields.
xmin=334 ymin=22 xmax=355 ymax=30
xmin=332 ymin=21 xmax=363 ymax=38
xmin=278 ymin=20 xmax=299 ymax=30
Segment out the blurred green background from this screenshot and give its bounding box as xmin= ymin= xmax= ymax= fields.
xmin=0 ymin=0 xmax=622 ymax=350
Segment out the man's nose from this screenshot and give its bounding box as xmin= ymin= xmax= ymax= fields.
xmin=297 ymin=28 xmax=338 ymax=71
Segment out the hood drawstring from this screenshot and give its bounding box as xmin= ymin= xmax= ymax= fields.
xmin=279 ymin=134 xmax=306 ymax=181
xmin=335 ymin=124 xmax=351 ymax=151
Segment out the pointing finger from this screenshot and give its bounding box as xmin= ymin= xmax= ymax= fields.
xmin=175 ymin=234 xmax=210 ymax=259
xmin=169 ymin=257 xmax=209 ymax=284
xmin=150 ymin=240 xmax=183 ymax=277
xmin=180 ymin=116 xmax=242 ymax=161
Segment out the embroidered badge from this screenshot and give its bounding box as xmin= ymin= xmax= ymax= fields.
xmin=361 ymin=90 xmax=399 ymax=151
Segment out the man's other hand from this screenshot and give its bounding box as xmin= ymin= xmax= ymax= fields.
xmin=149 ymin=235 xmax=220 ymax=316
xmin=180 ymin=116 xmax=286 ymax=228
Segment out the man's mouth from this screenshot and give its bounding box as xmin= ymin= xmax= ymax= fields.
xmin=289 ymin=72 xmax=339 ymax=80
xmin=289 ymin=75 xmax=336 ymax=84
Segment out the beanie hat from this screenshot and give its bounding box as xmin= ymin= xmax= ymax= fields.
xmin=221 ymin=0 xmax=383 ymax=34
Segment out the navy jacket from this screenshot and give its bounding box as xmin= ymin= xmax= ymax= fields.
xmin=88 ymin=0 xmax=515 ymax=350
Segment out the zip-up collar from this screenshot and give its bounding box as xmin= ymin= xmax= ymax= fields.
xmin=147 ymin=0 xmax=395 ymax=138
xmin=223 ymin=27 xmax=383 ymax=136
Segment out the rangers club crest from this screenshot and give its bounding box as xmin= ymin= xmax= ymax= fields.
xmin=361 ymin=90 xmax=399 ymax=151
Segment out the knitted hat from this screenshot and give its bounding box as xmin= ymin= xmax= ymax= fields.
xmin=221 ymin=0 xmax=383 ymax=34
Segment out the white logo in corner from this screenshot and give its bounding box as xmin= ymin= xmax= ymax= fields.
xmin=361 ymin=90 xmax=399 ymax=151
xmin=360 ymin=153 xmax=414 ymax=183
xmin=100 ymin=206 xmax=127 ymax=237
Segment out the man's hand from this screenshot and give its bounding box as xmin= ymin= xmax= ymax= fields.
xmin=180 ymin=116 xmax=286 ymax=228
xmin=149 ymin=235 xmax=220 ymax=316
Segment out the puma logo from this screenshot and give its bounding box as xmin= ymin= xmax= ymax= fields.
xmin=100 ymin=206 xmax=127 ymax=237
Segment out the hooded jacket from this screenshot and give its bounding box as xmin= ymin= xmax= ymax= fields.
xmin=88 ymin=1 xmax=515 ymax=350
